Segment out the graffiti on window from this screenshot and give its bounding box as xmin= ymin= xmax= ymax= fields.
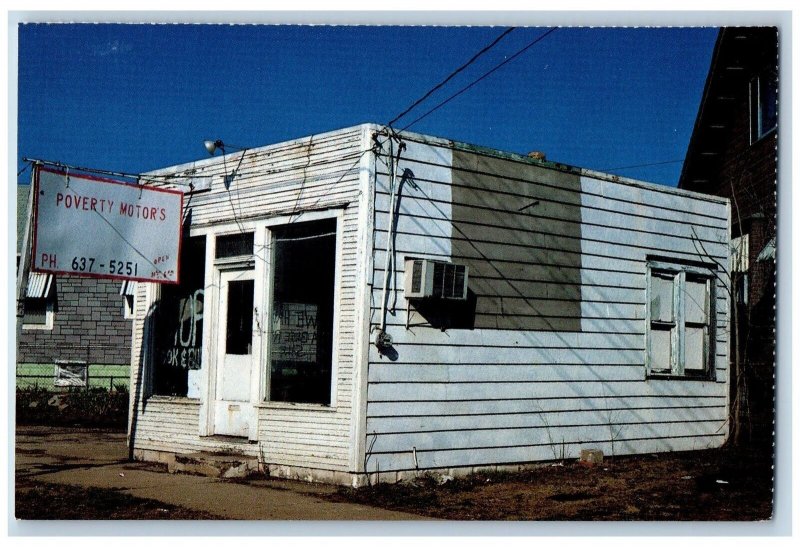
xmin=163 ymin=289 xmax=204 ymax=370
xmin=271 ymin=302 xmax=317 ymax=362
xmin=152 ymin=235 xmax=206 ymax=397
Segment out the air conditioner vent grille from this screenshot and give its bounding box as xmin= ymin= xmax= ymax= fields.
xmin=411 ymin=259 xmax=423 ymax=294
xmin=404 ymin=258 xmax=468 ymax=300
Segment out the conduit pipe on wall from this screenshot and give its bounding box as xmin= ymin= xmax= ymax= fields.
xmin=376 ymin=133 xmax=406 ymax=351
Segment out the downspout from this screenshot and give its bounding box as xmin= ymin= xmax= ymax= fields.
xmin=375 ymin=133 xmax=406 ymax=351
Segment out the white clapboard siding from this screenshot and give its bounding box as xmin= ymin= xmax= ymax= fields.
xmin=374 ymin=193 xmax=728 ymax=260
xmin=366 ymin=433 xmax=727 ymax=473
xmin=131 ymin=399 xmax=245 ymax=456
xmin=372 ymin=266 xmax=647 ymax=292
xmin=369 ymin=362 xmax=646 ymax=384
xmin=129 ymin=125 xmax=366 ymax=472
xmin=375 ymin=171 xmax=729 ymax=234
xmin=367 ymin=416 xmax=726 ymax=454
xmin=365 ymin=129 xmax=730 ymax=473
xmin=366 ymin=395 xmax=726 ymax=417
xmin=377 ymin=174 xmax=729 ymax=231
xmin=375 ymin=148 xmax=729 ymax=222
xmin=383 ymin=316 xmax=646 ymax=334
xmin=367 ymin=376 xmax=726 ymax=402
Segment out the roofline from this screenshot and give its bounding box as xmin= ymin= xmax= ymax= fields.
xmin=677 ymin=27 xmax=724 ymax=188
xmin=372 ymin=123 xmax=730 ymax=206
xmin=145 ymin=121 xmax=728 ymax=206
xmin=142 ymin=123 xmax=372 ymax=176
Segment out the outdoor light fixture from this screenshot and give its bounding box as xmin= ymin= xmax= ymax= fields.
xmin=203 ymin=139 xmax=247 ymax=156
xmin=203 ymin=139 xmax=249 ymax=191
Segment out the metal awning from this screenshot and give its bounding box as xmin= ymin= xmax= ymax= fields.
xmin=26 ymin=272 xmax=53 ymax=299
xmin=120 ymin=280 xmax=136 ymax=296
xmin=756 ymin=237 xmax=775 ymax=262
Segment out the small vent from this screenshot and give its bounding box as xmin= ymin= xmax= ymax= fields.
xmin=404 ymin=258 xmax=468 ymax=300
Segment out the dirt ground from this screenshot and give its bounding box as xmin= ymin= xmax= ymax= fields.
xmin=15 ymin=426 xmax=774 ymax=521
xmin=325 ymin=446 xmax=775 ymax=521
xmin=15 ymin=479 xmax=220 ymax=520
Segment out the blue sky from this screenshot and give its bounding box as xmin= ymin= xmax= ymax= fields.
xmin=16 ymin=24 xmax=717 ymax=186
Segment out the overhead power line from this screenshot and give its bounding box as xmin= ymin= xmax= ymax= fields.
xmin=21 ymin=157 xmax=199 ymax=186
xmin=599 ymin=159 xmax=684 ymax=172
xmin=386 ymin=27 xmax=516 ymax=128
xmin=400 ymin=27 xmax=559 ymax=132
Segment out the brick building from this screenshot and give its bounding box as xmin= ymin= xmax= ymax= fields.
xmin=17 ymin=184 xmax=134 ymax=383
xmin=678 ymin=27 xmax=777 ymax=442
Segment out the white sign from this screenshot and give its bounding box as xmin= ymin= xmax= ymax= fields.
xmin=33 ymin=167 xmax=183 ymax=284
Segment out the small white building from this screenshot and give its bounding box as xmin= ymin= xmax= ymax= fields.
xmin=128 ymin=124 xmax=731 ymax=486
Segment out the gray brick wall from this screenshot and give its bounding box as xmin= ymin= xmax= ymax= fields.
xmin=18 ymin=276 xmax=133 ymax=365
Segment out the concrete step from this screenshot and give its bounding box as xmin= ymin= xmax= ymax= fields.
xmin=168 ymin=451 xmax=260 ymax=479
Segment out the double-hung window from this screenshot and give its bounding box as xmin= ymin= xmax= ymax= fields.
xmin=647 ymin=262 xmax=716 ymax=379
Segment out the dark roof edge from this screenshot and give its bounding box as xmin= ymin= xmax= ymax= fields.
xmin=678 ymin=28 xmax=724 ymax=189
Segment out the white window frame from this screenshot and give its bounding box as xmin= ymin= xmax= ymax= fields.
xmin=646 ymin=260 xmax=716 ymax=379
xmin=260 ymin=209 xmax=343 ymax=409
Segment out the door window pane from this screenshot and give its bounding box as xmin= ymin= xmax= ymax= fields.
xmin=269 ymin=219 xmax=336 ymax=405
xmin=226 ymin=280 xmax=254 ymax=355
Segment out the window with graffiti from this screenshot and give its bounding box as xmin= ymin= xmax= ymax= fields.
xmin=152 ymin=236 xmax=206 ymax=396
xmin=268 ymin=219 xmax=336 ymax=405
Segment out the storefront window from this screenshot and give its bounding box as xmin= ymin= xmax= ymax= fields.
xmin=152 ymin=236 xmax=206 ymax=396
xmin=268 ymin=219 xmax=336 ymax=405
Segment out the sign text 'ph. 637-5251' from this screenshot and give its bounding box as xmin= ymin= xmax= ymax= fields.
xmin=32 ymin=167 xmax=183 ymax=284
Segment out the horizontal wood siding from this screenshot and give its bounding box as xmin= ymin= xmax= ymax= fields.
xmin=129 ymin=126 xmax=365 ymax=471
xmin=365 ymin=133 xmax=730 ymax=473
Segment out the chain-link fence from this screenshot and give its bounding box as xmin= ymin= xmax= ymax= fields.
xmin=16 ymin=362 xmax=129 ymax=391
xmin=17 ymin=341 xmax=130 ymax=392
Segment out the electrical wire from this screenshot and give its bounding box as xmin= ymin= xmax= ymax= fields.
xmin=386 ymin=27 xmax=516 ymax=128
xmin=597 ymin=159 xmax=684 ymax=172
xmin=21 ymin=157 xmax=206 ymax=187
xmin=400 ymin=27 xmax=559 ymax=132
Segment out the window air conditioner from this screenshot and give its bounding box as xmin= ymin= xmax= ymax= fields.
xmin=404 ymin=258 xmax=469 ymax=300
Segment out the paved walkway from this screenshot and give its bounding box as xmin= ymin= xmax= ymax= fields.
xmin=15 ymin=426 xmax=426 ymax=521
